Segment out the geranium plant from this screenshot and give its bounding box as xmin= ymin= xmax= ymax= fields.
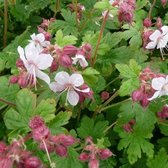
xmin=1 ymin=0 xmax=168 ymax=167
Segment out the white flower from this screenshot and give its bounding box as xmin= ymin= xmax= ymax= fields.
xmin=102 ymin=10 xmax=114 ymax=19
xmin=148 ymin=76 xmax=168 ymax=101
xmin=17 ymin=43 xmax=53 ymax=86
xmin=29 ymin=33 xmax=50 ymax=49
xmin=72 ymin=54 xmax=88 ymax=68
xmin=50 ymin=71 xmax=90 ymax=106
xmin=146 ymin=26 xmax=168 ymax=59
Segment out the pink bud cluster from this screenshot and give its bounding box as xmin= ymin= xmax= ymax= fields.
xmin=67 ymin=3 xmax=85 ymax=21
xmin=157 ymin=105 xmax=168 ymax=119
xmin=118 ymin=0 xmax=136 ymax=24
xmin=9 ymin=59 xmax=35 ymax=88
xmin=123 ymin=119 xmax=135 ymax=133
xmin=29 ymin=116 xmax=76 ymax=157
xmin=0 ymin=140 xmax=42 ymax=168
xmin=79 ymin=137 xmax=113 ymax=168
xmin=131 ymin=68 xmax=165 ymax=107
xmin=131 ymin=68 xmax=166 ymax=107
xmin=49 ymin=43 xmax=92 ymax=72
xmin=38 ymin=18 xmax=55 ymax=41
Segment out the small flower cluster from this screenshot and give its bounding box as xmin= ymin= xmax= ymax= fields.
xmin=123 ymin=119 xmax=135 ymax=133
xmin=10 ymin=18 xmax=93 ymax=106
xmin=131 ymin=68 xmax=167 ymax=107
xmin=157 ymin=105 xmax=168 ymax=119
xmin=142 ymin=15 xmax=168 ymax=60
xmin=29 ymin=116 xmax=76 ymax=157
xmin=0 ymin=139 xmax=42 ymax=168
xmin=79 ymin=137 xmax=113 ymax=168
xmin=117 ymin=0 xmax=136 ymax=24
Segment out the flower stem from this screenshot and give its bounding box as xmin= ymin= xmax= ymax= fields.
xmin=53 ymin=0 xmax=60 ymax=18
xmin=3 ymin=0 xmax=8 ymax=48
xmin=92 ymin=10 xmax=109 ymax=67
xmin=72 ymin=0 xmax=79 ymax=31
xmin=148 ymin=0 xmax=157 ymax=19
xmin=103 ymin=121 xmax=117 ymax=133
xmin=104 ymin=76 xmax=120 ymax=89
xmin=0 ymin=98 xmax=16 ymax=107
xmin=42 ymin=139 xmax=56 ymax=168
xmin=99 ymin=98 xmax=131 ymax=113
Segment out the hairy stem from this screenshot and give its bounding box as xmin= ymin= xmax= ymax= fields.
xmin=92 ymin=10 xmax=109 ymax=66
xmin=148 ymin=0 xmax=157 ymax=19
xmin=3 ymin=0 xmax=8 ymax=47
xmin=72 ymin=0 xmax=79 ymax=31
xmin=0 ymin=98 xmax=16 ymax=107
xmin=42 ymin=139 xmax=56 ymax=168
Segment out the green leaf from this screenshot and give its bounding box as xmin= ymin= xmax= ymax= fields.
xmin=4 ymin=89 xmax=56 ymax=133
xmin=55 ymin=30 xmax=77 ymax=47
xmin=147 ymin=148 xmax=168 ymax=168
xmin=114 ymin=103 xmax=156 ymax=164
xmin=94 ymin=0 xmax=110 ymax=10
xmin=0 ymin=76 xmax=19 ymax=107
xmin=119 ymin=78 xmax=139 ymax=96
xmin=77 ymin=115 xmax=109 ymax=140
xmin=33 ymin=99 xmax=56 ymax=122
xmin=49 ymin=111 xmax=72 ymax=134
xmin=52 ymin=148 xmax=83 ymax=168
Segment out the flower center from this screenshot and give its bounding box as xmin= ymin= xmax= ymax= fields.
xmin=65 ymin=83 xmax=74 ymax=89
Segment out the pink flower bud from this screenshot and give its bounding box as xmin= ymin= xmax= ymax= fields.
xmin=156 ymin=17 xmax=163 ymax=29
xmin=59 ymin=54 xmax=72 ymax=68
xmin=18 ymin=76 xmax=27 ymax=88
xmin=143 ymin=18 xmax=152 ymax=28
xmin=63 ymin=45 xmax=78 ymax=56
xmin=142 ymin=30 xmax=154 ymax=48
xmin=16 ymin=58 xmax=25 ymax=69
xmin=82 ymin=43 xmax=92 ymax=53
xmin=101 ymin=91 xmax=110 ymax=101
xmin=129 ymin=119 xmax=136 ymax=126
xmin=123 ymin=123 xmax=132 ymax=133
xmin=0 ymin=142 xmax=7 ymax=153
xmin=140 ymin=94 xmax=150 ymax=108
xmin=98 ymin=149 xmax=113 ymax=160
xmin=161 ymin=0 xmax=167 ymax=7
xmin=131 ymin=89 xmax=143 ymax=102
xmin=32 ymin=126 xmax=50 ymax=141
xmin=50 ymin=60 xmax=58 ymax=73
xmin=157 ymin=105 xmax=168 ymax=119
xmin=118 ymin=2 xmax=134 ymax=23
xmin=9 ymin=76 xmax=19 ymax=84
xmin=0 ymin=157 xmax=13 ymax=168
xmin=40 ymin=18 xmax=50 ymax=29
xmin=55 ymin=145 xmax=67 ymax=157
xmin=59 ymin=135 xmax=75 ymax=147
xmin=43 ymin=32 xmax=52 ymax=41
xmin=89 ymin=159 xmax=99 ymax=168
xmin=39 ymin=141 xmax=54 ymax=153
xmin=79 ymin=152 xmax=90 ymax=162
xmin=29 ymin=116 xmax=45 ymax=129
xmin=24 ymin=157 xmax=42 ymax=168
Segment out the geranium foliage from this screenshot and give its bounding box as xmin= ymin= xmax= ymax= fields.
xmin=1 ymin=0 xmax=168 ymax=167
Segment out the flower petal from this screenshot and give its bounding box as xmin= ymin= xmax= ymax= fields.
xmin=17 ymin=46 xmax=27 ymax=66
xmin=36 ymin=69 xmax=50 ymax=84
xmin=50 ymin=82 xmax=65 ymax=92
xmin=70 ymin=73 xmax=84 ymax=87
xmin=161 ymin=26 xmax=168 ymax=36
xmin=36 ymin=54 xmax=53 ymax=70
xmin=54 ymin=71 xmax=70 ymax=85
xmin=25 ymin=43 xmax=39 ymax=61
xmin=151 ymin=77 xmax=166 ymax=90
xmin=67 ymin=90 xmax=79 ymax=106
xmin=148 ymin=91 xmax=161 ymax=101
xmin=74 ymin=87 xmax=90 ymax=93
xmin=145 ymin=41 xmax=157 ymax=49
xmin=36 ymin=33 xmax=45 ymax=43
xmin=149 ymin=30 xmax=161 ymax=41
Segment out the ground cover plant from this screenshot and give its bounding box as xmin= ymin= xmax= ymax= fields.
xmin=1 ymin=0 xmax=168 ymax=167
